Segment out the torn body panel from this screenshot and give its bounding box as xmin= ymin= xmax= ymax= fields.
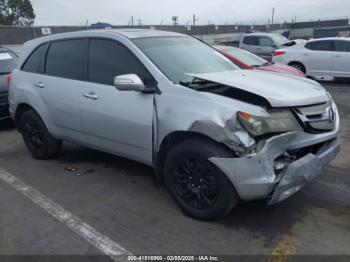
xmin=154 ymin=80 xmax=265 ymax=155
xmin=209 ymin=131 xmax=340 ymax=202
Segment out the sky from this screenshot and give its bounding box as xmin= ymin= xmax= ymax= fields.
xmin=30 ymin=0 xmax=350 ymax=26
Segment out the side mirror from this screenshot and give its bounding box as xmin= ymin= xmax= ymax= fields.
xmin=114 ymin=74 xmax=146 ymax=92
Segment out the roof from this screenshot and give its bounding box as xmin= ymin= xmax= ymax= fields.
xmin=308 ymin=37 xmax=350 ymax=42
xmin=28 ymin=29 xmax=186 ymax=43
xmin=242 ymin=32 xmax=283 ymax=37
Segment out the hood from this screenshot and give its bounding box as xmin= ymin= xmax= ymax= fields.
xmin=257 ymin=63 xmax=305 ymax=77
xmin=189 ymin=70 xmax=329 ymax=107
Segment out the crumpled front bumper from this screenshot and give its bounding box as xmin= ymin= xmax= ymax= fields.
xmin=209 ymin=131 xmax=340 ymax=204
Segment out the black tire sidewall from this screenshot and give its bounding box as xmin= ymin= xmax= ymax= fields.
xmin=164 ymin=138 xmax=238 ymax=220
xmin=20 ymin=110 xmax=61 ymax=159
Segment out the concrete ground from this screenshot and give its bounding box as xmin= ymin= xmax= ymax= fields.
xmin=0 ymin=82 xmax=349 ymax=261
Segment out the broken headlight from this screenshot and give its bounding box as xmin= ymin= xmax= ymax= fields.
xmin=237 ymin=110 xmax=300 ymax=137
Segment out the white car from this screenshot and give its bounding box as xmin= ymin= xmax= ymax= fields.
xmin=272 ymin=37 xmax=350 ymax=80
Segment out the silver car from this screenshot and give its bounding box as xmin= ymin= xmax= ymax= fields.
xmin=9 ymin=29 xmax=340 ymax=220
xmin=239 ymin=33 xmax=290 ymax=61
xmin=273 ymin=37 xmax=350 ymax=80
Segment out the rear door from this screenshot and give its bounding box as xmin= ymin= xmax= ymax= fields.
xmin=79 ymin=38 xmax=154 ymax=164
xmin=304 ymin=40 xmax=334 ymax=77
xmin=241 ymin=36 xmax=259 ymax=54
xmin=332 ymin=40 xmax=350 ymax=77
xmin=39 ymin=38 xmax=86 ymax=143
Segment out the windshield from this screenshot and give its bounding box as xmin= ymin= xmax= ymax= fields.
xmin=273 ymin=35 xmax=289 ymax=46
xmin=224 ymin=48 xmax=267 ymax=67
xmin=133 ymin=36 xmax=238 ymax=84
xmin=0 ymin=51 xmax=17 ymax=74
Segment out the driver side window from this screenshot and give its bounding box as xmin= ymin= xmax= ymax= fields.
xmin=88 ymin=38 xmax=154 ymax=86
xmin=259 ymin=37 xmax=273 ymax=47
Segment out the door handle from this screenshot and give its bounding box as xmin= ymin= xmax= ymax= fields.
xmin=335 ymin=54 xmax=342 ymax=58
xmin=83 ymin=92 xmax=99 ymax=100
xmin=34 ymin=81 xmax=45 ymax=88
xmin=303 ymin=53 xmax=309 ymax=56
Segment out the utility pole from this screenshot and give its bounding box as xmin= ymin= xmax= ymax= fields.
xmin=271 ymin=8 xmax=275 ymax=26
xmin=138 ymin=19 xmax=141 ymax=26
xmin=193 ymin=14 xmax=196 ymax=26
xmin=172 ymin=16 xmax=178 ymax=26
xmin=131 ymin=16 xmax=134 ymax=26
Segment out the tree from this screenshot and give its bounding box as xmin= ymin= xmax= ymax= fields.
xmin=0 ymin=0 xmax=35 ymax=26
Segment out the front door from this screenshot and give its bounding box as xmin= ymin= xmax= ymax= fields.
xmin=332 ymin=40 xmax=350 ymax=78
xmin=304 ymin=40 xmax=333 ymax=77
xmin=79 ymin=38 xmax=154 ymax=164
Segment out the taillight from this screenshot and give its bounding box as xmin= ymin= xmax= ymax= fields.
xmin=274 ymin=50 xmax=286 ymax=56
xmin=6 ymin=74 xmax=12 ymax=86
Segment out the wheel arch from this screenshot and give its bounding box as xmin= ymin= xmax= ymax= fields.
xmin=14 ymin=103 xmax=37 ymax=132
xmin=154 ymin=130 xmax=235 ymax=183
xmin=288 ymin=61 xmax=307 ymax=74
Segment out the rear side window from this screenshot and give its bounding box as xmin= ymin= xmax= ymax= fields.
xmin=305 ymin=41 xmax=334 ymax=51
xmin=22 ymin=44 xmax=48 ymax=73
xmin=88 ymin=39 xmax=152 ymax=86
xmin=335 ymin=41 xmax=350 ymax=52
xmin=243 ymin=36 xmax=258 ymax=46
xmin=258 ymin=37 xmax=273 ymax=47
xmin=46 ymin=39 xmax=84 ymax=80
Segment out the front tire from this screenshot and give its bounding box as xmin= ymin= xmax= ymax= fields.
xmin=164 ymin=138 xmax=239 ymax=220
xmin=19 ymin=110 xmax=62 ymax=159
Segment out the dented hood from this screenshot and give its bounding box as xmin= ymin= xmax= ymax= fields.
xmin=189 ymin=70 xmax=329 ymax=107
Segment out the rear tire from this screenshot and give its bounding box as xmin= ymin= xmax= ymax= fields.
xmin=19 ymin=110 xmax=61 ymax=159
xmin=164 ymin=138 xmax=239 ymax=220
xmin=289 ymin=62 xmax=306 ymax=74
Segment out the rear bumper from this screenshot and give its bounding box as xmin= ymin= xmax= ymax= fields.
xmin=0 ymin=92 xmax=10 ymax=120
xmin=210 ymin=130 xmax=340 ymax=203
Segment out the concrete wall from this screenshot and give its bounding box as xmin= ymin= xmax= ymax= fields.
xmin=289 ymin=28 xmax=314 ymax=39
xmin=1 ymin=19 xmax=349 ymax=45
xmin=314 ymin=26 xmax=350 ymax=38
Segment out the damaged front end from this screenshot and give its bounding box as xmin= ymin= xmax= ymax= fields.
xmin=156 ymin=71 xmax=339 ymax=205
xmin=209 ymin=131 xmax=340 ymax=204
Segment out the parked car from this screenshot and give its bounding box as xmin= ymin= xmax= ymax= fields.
xmin=214 ymin=45 xmax=305 ymax=77
xmin=239 ymin=33 xmax=291 ymax=61
xmin=0 ymin=46 xmax=18 ymax=120
xmin=9 ymin=30 xmax=340 ymax=220
xmin=273 ymin=37 xmax=350 ymax=80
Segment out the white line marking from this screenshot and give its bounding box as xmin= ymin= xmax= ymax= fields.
xmin=0 ymin=168 xmax=132 ymax=261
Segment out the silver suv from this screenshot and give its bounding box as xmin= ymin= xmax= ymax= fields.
xmin=239 ymin=33 xmax=290 ymax=61
xmin=9 ymin=29 xmax=340 ymax=220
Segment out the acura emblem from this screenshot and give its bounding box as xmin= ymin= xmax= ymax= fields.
xmin=327 ymin=107 xmax=336 ymax=124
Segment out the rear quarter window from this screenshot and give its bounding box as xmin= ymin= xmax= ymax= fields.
xmin=22 ymin=43 xmax=48 ymax=73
